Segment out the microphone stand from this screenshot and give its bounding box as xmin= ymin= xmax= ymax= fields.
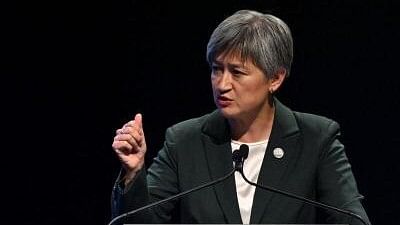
xmin=108 ymin=168 xmax=236 ymax=225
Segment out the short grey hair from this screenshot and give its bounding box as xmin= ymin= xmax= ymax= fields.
xmin=206 ymin=10 xmax=293 ymax=78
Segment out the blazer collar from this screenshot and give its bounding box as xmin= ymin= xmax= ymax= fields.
xmin=249 ymin=98 xmax=301 ymax=224
xmin=201 ymin=98 xmax=300 ymax=223
xmin=201 ymin=110 xmax=241 ymax=223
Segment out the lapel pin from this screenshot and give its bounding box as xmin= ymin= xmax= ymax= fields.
xmin=273 ymin=147 xmax=284 ymax=159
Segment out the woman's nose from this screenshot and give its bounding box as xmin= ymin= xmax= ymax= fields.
xmin=216 ymin=72 xmax=232 ymax=92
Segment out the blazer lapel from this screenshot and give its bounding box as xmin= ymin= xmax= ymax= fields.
xmin=250 ymin=99 xmax=301 ymax=224
xmin=201 ymin=110 xmax=242 ymax=224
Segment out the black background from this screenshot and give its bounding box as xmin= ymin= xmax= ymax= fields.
xmin=3 ymin=0 xmax=399 ymax=224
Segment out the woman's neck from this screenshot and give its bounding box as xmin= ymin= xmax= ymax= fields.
xmin=229 ymin=104 xmax=275 ymax=143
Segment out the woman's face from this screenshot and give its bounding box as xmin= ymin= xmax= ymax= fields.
xmin=211 ymin=52 xmax=274 ymax=120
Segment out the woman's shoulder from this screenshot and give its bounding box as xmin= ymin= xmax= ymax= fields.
xmin=275 ymin=98 xmax=341 ymax=135
xmin=292 ymin=110 xmax=341 ymax=136
xmin=169 ymin=111 xmax=215 ymax=129
xmin=165 ymin=110 xmax=220 ymax=136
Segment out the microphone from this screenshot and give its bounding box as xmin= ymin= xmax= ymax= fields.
xmin=236 ymin=144 xmax=369 ymax=225
xmin=108 ymin=149 xmax=244 ymax=225
xmin=232 ymin=144 xmax=249 ymax=171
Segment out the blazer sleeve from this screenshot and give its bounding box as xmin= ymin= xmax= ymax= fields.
xmin=317 ymin=120 xmax=371 ymax=225
xmin=110 ymin=126 xmax=180 ymax=224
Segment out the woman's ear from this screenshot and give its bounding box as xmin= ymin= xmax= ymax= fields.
xmin=268 ymin=68 xmax=286 ymax=93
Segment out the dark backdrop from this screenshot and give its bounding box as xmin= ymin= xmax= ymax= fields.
xmin=3 ymin=0 xmax=399 ymax=224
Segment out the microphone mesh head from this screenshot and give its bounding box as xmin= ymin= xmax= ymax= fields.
xmin=232 ymin=144 xmax=249 ymax=162
xmin=239 ymin=144 xmax=249 ymax=159
xmin=232 ymin=150 xmax=242 ymax=162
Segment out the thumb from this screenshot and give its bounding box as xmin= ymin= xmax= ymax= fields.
xmin=134 ymin=113 xmax=143 ymax=129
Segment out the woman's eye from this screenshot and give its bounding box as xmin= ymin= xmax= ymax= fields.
xmin=232 ymin=70 xmax=245 ymax=76
xmin=212 ymin=66 xmax=223 ymax=74
xmin=212 ymin=66 xmax=220 ymax=71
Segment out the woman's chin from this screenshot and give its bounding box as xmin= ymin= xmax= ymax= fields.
xmin=218 ymin=108 xmax=239 ymax=119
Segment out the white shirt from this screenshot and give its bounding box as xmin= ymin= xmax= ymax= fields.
xmin=231 ymin=139 xmax=268 ymax=224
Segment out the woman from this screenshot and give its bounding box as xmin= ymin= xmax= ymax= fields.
xmin=111 ymin=10 xmax=371 ymax=224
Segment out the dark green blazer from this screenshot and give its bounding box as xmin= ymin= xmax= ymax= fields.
xmin=112 ymin=99 xmax=370 ymax=224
